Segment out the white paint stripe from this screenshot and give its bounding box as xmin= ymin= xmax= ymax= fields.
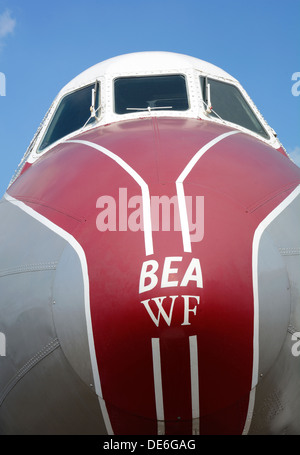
xmin=66 ymin=139 xmax=154 ymax=256
xmin=98 ymin=397 xmax=114 ymax=435
xmin=189 ymin=335 xmax=200 ymax=435
xmin=4 ymin=193 xmax=113 ymax=435
xmin=244 ymin=184 xmax=300 ymax=433
xmin=242 ymin=388 xmax=256 ymax=435
xmin=176 ymin=131 xmax=240 ymax=253
xmin=151 ymin=338 xmax=165 ymax=434
xmin=176 ymin=181 xmax=192 ymax=253
xmin=251 ymin=184 xmax=300 ymax=389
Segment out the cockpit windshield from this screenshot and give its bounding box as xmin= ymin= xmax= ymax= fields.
xmin=114 ymin=74 xmax=189 ymax=114
xmin=38 ymin=83 xmax=99 ymax=152
xmin=200 ymin=77 xmax=269 ymax=139
xmin=36 ymin=70 xmax=271 ymax=156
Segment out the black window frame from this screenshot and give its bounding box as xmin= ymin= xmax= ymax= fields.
xmin=200 ymin=76 xmax=270 ymax=139
xmin=114 ymin=74 xmax=190 ymax=115
xmin=38 ymin=82 xmax=100 ymax=153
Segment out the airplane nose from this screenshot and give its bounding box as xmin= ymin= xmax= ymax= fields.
xmin=4 ymin=118 xmax=299 ymax=435
xmin=61 ymin=180 xmax=256 ymax=435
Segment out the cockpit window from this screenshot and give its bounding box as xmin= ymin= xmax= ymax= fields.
xmin=38 ymin=83 xmax=100 ymax=152
xmin=200 ymin=77 xmax=269 ymax=139
xmin=114 ymin=74 xmax=189 ymax=114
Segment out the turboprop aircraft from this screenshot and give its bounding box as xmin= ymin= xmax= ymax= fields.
xmin=0 ymin=51 xmax=299 ymax=435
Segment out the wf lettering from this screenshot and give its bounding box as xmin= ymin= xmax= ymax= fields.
xmin=141 ymin=295 xmax=200 ymax=327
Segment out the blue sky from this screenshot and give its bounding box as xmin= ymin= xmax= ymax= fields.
xmin=0 ymin=0 xmax=299 ymax=197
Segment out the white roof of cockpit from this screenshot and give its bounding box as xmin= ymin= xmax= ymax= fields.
xmin=61 ymin=51 xmax=236 ymax=94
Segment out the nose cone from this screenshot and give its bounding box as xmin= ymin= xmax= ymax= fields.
xmin=85 ymin=184 xmax=256 ymax=435
xmin=8 ymin=117 xmax=300 ymax=434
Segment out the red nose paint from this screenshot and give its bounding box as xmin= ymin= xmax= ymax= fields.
xmin=8 ymin=117 xmax=300 ymax=434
